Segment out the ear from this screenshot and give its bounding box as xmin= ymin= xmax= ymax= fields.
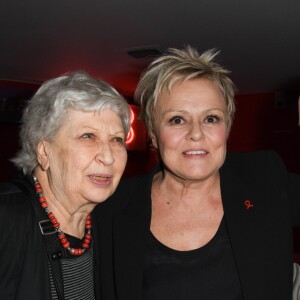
xmin=149 ymin=131 xmax=158 ymax=149
xmin=36 ymin=140 xmax=50 ymax=171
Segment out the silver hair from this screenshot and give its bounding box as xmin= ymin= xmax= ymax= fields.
xmin=12 ymin=71 xmax=131 ymax=174
xmin=135 ymin=46 xmax=236 ymax=135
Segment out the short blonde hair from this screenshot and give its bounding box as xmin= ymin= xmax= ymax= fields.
xmin=135 ymin=46 xmax=236 ymax=135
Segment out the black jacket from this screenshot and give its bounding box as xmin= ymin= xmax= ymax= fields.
xmin=96 ymin=151 xmax=300 ymax=300
xmin=0 ymin=175 xmax=105 ymax=300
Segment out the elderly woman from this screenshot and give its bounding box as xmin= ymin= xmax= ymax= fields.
xmin=0 ymin=71 xmax=130 ymax=300
xmin=102 ymin=47 xmax=300 ymax=299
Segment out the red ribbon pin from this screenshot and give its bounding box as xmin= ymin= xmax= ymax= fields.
xmin=245 ymin=200 xmax=254 ymax=209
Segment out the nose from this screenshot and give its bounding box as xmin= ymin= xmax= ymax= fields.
xmin=187 ymin=121 xmax=204 ymax=142
xmin=96 ymin=143 xmax=115 ymax=165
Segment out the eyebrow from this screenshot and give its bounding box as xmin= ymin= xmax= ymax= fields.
xmin=162 ymin=109 xmax=186 ymax=115
xmin=162 ymin=108 xmax=226 ymax=115
xmin=75 ymin=126 xmax=125 ymax=135
xmin=112 ymin=130 xmax=125 ymax=135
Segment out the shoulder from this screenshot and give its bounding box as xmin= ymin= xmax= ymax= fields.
xmin=113 ymin=166 xmax=156 ymax=197
xmin=0 ymin=177 xmax=34 ymax=244
xmin=104 ymin=167 xmax=157 ymax=214
xmin=226 ymin=149 xmax=283 ymax=164
xmin=118 ymin=172 xmax=151 ymax=192
xmin=0 ymin=177 xmax=35 ymax=245
xmin=0 ymin=181 xmax=22 ymax=195
xmin=224 ymin=150 xmax=286 ymax=175
xmin=221 ymin=150 xmax=290 ymax=193
xmin=0 ymin=179 xmax=33 ymax=220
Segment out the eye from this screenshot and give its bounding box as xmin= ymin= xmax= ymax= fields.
xmin=82 ymin=133 xmax=95 ymax=139
xmin=169 ymin=116 xmax=184 ymax=125
xmin=112 ymin=136 xmax=124 ymax=144
xmin=205 ymin=114 xmax=220 ymax=123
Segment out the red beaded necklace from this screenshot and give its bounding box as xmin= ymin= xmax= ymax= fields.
xmin=33 ymin=175 xmax=92 ymax=256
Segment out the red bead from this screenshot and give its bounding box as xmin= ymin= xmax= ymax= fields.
xmin=84 ymin=238 xmax=91 ymax=244
xmin=85 ymin=233 xmax=92 ymax=239
xmin=53 ymin=222 xmax=60 ymax=228
xmin=39 ymin=197 xmax=46 ymax=203
xmin=60 ymin=238 xmax=67 ymax=244
xmin=48 ymin=212 xmax=54 ymax=219
xmin=78 ymin=249 xmax=83 ymax=255
xmin=74 ymin=249 xmax=79 ymax=255
xmin=87 ymin=215 xmax=92 ymax=220
xmin=58 ymin=233 xmax=66 ymax=240
xmin=41 ymin=201 xmax=48 ymax=208
xmin=86 ymin=219 xmax=92 ymax=225
xmin=82 ymin=243 xmax=90 ymax=249
xmin=62 ymin=241 xmax=70 ymax=248
xmin=36 ymin=187 xmax=42 ymax=193
xmin=50 ymin=218 xmax=57 ymax=224
xmin=86 ymin=224 xmax=92 ymax=229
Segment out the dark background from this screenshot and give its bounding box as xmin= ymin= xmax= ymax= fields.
xmin=0 ymin=0 xmax=300 ymax=260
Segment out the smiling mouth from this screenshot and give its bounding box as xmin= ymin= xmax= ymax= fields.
xmin=89 ymin=175 xmax=113 ymax=186
xmin=183 ymin=150 xmax=208 ymax=155
xmin=90 ymin=175 xmax=111 ymax=181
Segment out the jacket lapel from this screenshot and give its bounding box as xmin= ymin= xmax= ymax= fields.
xmin=92 ymin=201 xmax=116 ymax=300
xmin=113 ymin=214 xmax=146 ymax=300
xmin=113 ymin=173 xmax=153 ymax=300
xmin=220 ymin=156 xmax=265 ymax=299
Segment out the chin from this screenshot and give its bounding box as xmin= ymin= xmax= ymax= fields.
xmin=185 ymin=170 xmax=219 ymax=181
xmin=84 ymin=190 xmax=112 ymax=205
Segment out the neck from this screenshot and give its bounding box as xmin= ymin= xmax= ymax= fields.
xmin=152 ymin=170 xmax=221 ymax=208
xmin=34 ymin=168 xmax=91 ymax=239
xmin=48 ymin=205 xmax=89 ymax=239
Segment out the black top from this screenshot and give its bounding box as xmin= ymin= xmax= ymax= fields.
xmin=49 ymin=236 xmax=95 ymax=300
xmin=142 ymin=217 xmax=243 ymax=300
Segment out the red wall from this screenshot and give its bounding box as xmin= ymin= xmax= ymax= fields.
xmin=229 ymin=93 xmax=300 ymax=173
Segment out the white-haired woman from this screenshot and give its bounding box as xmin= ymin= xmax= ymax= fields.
xmin=0 ymin=71 xmax=130 ymax=300
xmin=102 ymin=47 xmax=300 ymax=299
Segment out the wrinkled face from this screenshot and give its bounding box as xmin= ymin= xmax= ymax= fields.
xmin=38 ymin=109 xmax=127 ymax=207
xmin=152 ymin=78 xmax=229 ymax=183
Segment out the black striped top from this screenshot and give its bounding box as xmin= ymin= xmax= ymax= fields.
xmin=49 ymin=245 xmax=95 ymax=300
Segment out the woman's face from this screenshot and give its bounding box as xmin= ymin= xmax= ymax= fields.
xmin=152 ymin=78 xmax=229 ymax=183
xmin=38 ymin=109 xmax=127 ymax=207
